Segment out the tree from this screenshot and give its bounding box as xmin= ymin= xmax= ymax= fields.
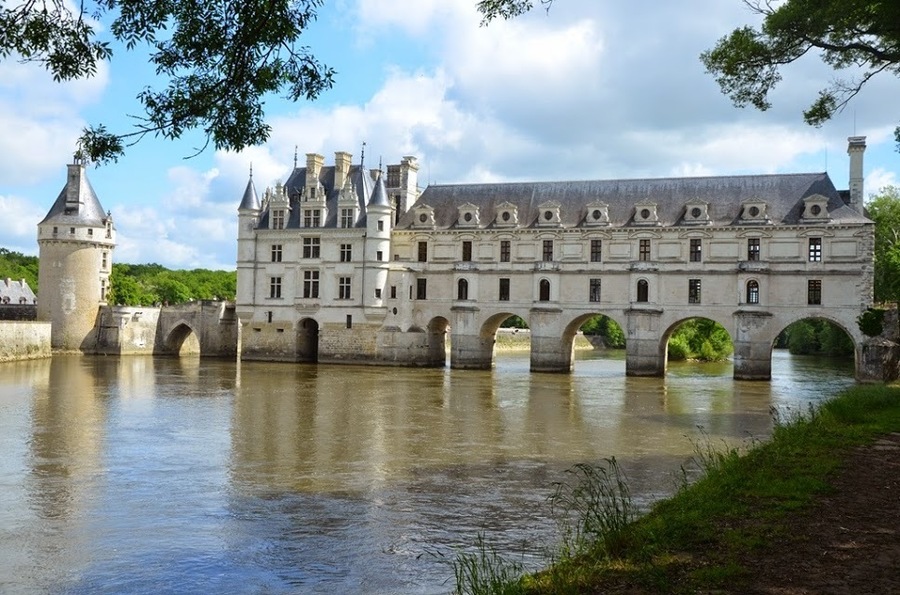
xmin=0 ymin=1 xmax=334 ymax=164
xmin=700 ymin=1 xmax=900 ymax=149
xmin=867 ymin=186 xmax=900 ymax=335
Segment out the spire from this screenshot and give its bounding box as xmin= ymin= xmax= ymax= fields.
xmin=39 ymin=159 xmax=108 ymax=226
xmin=293 ymin=145 xmax=298 ymax=169
xmin=360 ymin=141 xmax=366 ymax=169
xmin=239 ymin=167 xmax=260 ymax=211
xmin=367 ymin=169 xmax=390 ymax=208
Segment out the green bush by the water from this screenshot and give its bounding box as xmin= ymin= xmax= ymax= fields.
xmin=776 ymin=319 xmax=854 ymax=356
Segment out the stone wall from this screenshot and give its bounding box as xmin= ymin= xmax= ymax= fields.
xmin=0 ymin=321 xmax=52 ymax=361
xmin=0 ymin=304 xmax=37 ymax=321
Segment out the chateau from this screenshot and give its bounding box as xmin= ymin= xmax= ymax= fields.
xmin=235 ymin=138 xmax=875 ymax=380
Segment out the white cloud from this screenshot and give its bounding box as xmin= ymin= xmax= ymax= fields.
xmin=0 ymin=194 xmax=46 ymax=254
xmin=866 ymin=168 xmax=899 ymax=197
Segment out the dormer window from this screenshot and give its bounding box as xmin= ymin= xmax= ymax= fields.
xmin=413 ymin=205 xmax=435 ymax=228
xmin=683 ymin=201 xmax=710 ymax=225
xmin=271 ymin=210 xmax=285 ymax=229
xmin=537 ymin=201 xmax=561 ymax=227
xmin=802 ymin=194 xmax=831 ymax=223
xmin=584 ymin=202 xmax=610 ymax=226
xmin=458 ymin=203 xmax=480 ymax=228
xmin=495 ymin=202 xmax=518 ymax=228
xmin=740 ymin=200 xmax=770 ymax=224
xmin=303 ymin=208 xmax=322 ymax=228
xmin=632 ymin=202 xmax=659 ymax=226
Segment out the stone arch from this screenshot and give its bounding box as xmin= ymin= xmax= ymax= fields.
xmin=659 ymin=314 xmax=736 ymax=376
xmin=426 ymin=316 xmax=451 ymax=365
xmin=450 ymin=310 xmax=529 ymax=370
xmin=164 ymin=322 xmax=200 ymax=356
xmin=297 ymin=317 xmax=319 ymax=362
xmin=560 ymin=311 xmax=627 ymax=369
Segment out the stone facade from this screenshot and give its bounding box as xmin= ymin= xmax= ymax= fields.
xmin=235 ymin=139 xmax=876 ymax=380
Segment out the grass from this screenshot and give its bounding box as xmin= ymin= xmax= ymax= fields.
xmin=453 ymin=384 xmax=900 ymax=594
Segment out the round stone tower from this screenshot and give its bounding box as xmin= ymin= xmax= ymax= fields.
xmin=37 ymin=157 xmax=116 ymax=350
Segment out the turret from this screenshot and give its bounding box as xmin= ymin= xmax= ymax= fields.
xmin=236 ymin=169 xmax=260 ymax=311
xmin=364 ymin=171 xmax=392 ymax=308
xmin=37 ymin=157 xmax=115 ymax=350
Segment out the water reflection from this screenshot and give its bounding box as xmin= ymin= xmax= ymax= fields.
xmin=0 ymin=350 xmax=856 ymax=594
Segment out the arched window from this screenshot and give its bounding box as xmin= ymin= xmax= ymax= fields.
xmin=457 ymin=278 xmax=469 ymax=300
xmin=539 ymin=279 xmax=551 ymax=302
xmin=747 ymin=280 xmax=760 ymax=304
xmin=636 ymin=279 xmax=649 ymax=303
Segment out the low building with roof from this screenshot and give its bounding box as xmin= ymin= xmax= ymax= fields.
xmin=0 ymin=278 xmax=38 ymax=320
xmin=235 ymin=138 xmax=875 ymax=380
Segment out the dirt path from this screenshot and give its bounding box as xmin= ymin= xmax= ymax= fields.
xmin=738 ymin=432 xmax=900 ymax=594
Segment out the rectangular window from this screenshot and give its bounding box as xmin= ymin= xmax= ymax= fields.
xmin=462 ymin=241 xmax=473 ymax=262
xmin=499 ymin=278 xmax=510 ymax=301
xmin=269 ymin=276 xmax=282 ymax=299
xmin=340 ymin=208 xmax=354 ymax=228
xmin=542 ymin=240 xmax=553 ymax=262
xmin=689 ymin=238 xmax=702 ymax=262
xmin=688 ymin=279 xmax=701 ymax=304
xmin=303 ymin=270 xmax=319 ymax=298
xmin=271 ymin=244 xmax=283 ymax=263
xmin=416 ymin=278 xmax=427 ymax=300
xmin=376 ymin=250 xmax=383 ymax=261
xmin=70 ymin=227 xmax=75 ymax=235
xmin=590 ymin=239 xmax=602 ymax=262
xmin=340 ymin=244 xmax=352 ymax=262
xmin=338 ymin=277 xmax=351 ymax=300
xmin=303 ymin=237 xmax=320 ymax=258
xmin=102 ymin=252 xmax=108 ymax=269
xmin=639 ymin=239 xmax=650 ymax=261
xmin=808 ymin=280 xmax=822 ymax=305
xmin=589 ymin=278 xmax=601 ymax=302
xmin=272 ymin=210 xmax=285 ymax=230
xmin=303 ymin=209 xmax=321 ymax=228
xmin=377 ymin=220 xmax=384 ymax=232
xmin=375 ymin=288 xmax=382 ymax=299
xmin=87 ymin=228 xmax=93 ymax=237
xmin=390 ymin=285 xmax=397 ymax=299
xmin=500 ymin=240 xmax=511 ymax=263
xmin=418 ymin=241 xmax=427 ymax=262
xmin=346 ymin=315 xmax=352 ymax=329
xmin=808 ymin=237 xmax=822 ymax=262
xmin=748 ymin=238 xmax=760 ymax=261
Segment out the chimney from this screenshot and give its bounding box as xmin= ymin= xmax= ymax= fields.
xmin=847 ymin=136 xmax=866 ymax=211
xmin=65 ymin=160 xmax=86 ymax=211
xmin=334 ymin=151 xmax=352 ymax=190
xmin=305 ymin=153 xmax=324 ymax=195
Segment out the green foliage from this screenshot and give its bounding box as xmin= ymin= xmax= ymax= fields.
xmin=0 ymin=249 xmax=39 ymax=292
xmin=500 ymin=315 xmax=529 ymax=329
xmin=867 ymin=187 xmax=900 ymax=306
xmin=700 ymin=0 xmax=900 ymax=140
xmin=857 ymin=308 xmax=886 ymax=338
xmin=108 ymin=263 xmax=236 ymax=306
xmin=667 ymin=319 xmax=733 ymax=362
xmin=476 ymin=0 xmax=552 ymax=24
xmin=778 ymin=319 xmax=854 ymax=356
xmin=579 ymin=315 xmax=625 ymax=348
xmin=0 ymin=1 xmax=335 ymax=163
xmin=452 ymin=534 xmax=527 ymax=595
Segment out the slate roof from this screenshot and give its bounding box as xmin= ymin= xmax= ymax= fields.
xmin=39 ymin=167 xmax=108 ymax=227
xmin=397 ymin=172 xmax=872 ymax=229
xmin=239 ymin=176 xmax=261 ymax=211
xmin=0 ymin=278 xmax=37 ymax=304
xmin=257 ymin=165 xmax=376 ymax=228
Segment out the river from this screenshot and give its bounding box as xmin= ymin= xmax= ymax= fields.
xmin=0 ymin=350 xmax=854 ymax=594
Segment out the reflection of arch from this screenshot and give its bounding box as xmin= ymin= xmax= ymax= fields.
xmin=297 ymin=317 xmax=319 ymax=362
xmin=636 ymin=279 xmax=649 ymax=302
xmin=165 ymin=322 xmax=200 ymax=355
xmin=746 ymin=280 xmax=760 ymax=304
xmin=457 ymin=278 xmax=469 ymax=300
xmin=539 ymin=279 xmax=551 ymax=302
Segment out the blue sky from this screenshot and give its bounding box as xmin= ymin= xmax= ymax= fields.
xmin=2 ymin=0 xmax=898 ymax=270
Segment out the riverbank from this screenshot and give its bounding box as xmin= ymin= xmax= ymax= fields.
xmin=466 ymin=384 xmax=900 ymax=594
xmin=493 ymin=329 xmax=598 ymax=352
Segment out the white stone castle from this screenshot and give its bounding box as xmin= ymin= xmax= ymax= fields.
xmin=235 ymin=138 xmax=874 ymax=380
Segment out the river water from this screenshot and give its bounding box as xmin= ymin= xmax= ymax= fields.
xmin=0 ymin=350 xmax=854 ymax=594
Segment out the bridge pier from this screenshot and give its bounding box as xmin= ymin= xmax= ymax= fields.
xmin=624 ymin=308 xmax=665 ymax=377
xmin=451 ymin=334 xmax=495 ymax=369
xmin=732 ymin=311 xmax=775 ymax=380
xmin=530 ymin=307 xmax=572 ymax=373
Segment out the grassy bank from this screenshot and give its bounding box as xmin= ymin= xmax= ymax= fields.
xmin=455 ymin=384 xmax=900 ymax=594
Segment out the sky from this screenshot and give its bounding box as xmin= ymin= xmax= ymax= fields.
xmin=1 ymin=0 xmax=898 ymax=270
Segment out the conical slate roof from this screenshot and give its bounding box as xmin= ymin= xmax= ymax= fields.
xmin=39 ymin=163 xmax=108 ymax=227
xmin=367 ymin=172 xmax=389 ymax=208
xmin=239 ymin=176 xmax=260 ymax=211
